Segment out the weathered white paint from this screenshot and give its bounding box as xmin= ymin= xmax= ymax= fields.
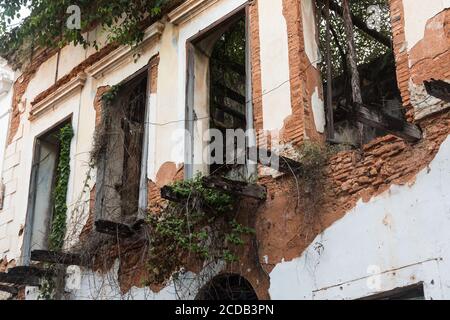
xmin=403 ymin=0 xmax=448 ymax=51
xmin=0 ymin=61 xmax=14 ymax=185
xmin=301 ymin=0 xmax=320 ymax=67
xmin=2 ymin=0 xmax=446 ymax=301
xmin=258 ymin=0 xmax=292 ymax=131
xmin=0 ymin=0 xmax=251 ymax=259
xmin=269 ymin=136 xmax=450 ymax=300
xmin=0 ymin=62 xmax=16 ymax=257
xmin=311 ymin=88 xmax=325 ymax=134
xmin=41 ymin=259 xmax=225 ymax=300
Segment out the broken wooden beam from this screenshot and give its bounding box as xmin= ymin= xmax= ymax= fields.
xmin=247 ymin=146 xmax=304 ymax=175
xmin=95 ymin=220 xmax=136 ymax=238
xmin=0 ymin=284 xmax=18 ymax=295
xmin=0 ymin=266 xmax=53 ymax=287
xmin=31 ymin=250 xmax=85 ymax=266
xmin=202 ymin=176 xmax=267 ymax=201
xmin=355 ymin=103 xmax=422 ymax=142
xmin=0 ymin=272 xmax=41 ymax=286
xmin=424 ymin=79 xmax=450 ymax=102
xmin=7 ymin=266 xmax=54 ymax=278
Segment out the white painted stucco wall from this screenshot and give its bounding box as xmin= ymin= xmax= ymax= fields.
xmin=0 ymin=61 xmax=15 ymax=260
xmin=0 ymin=61 xmax=14 ymax=184
xmin=258 ymin=0 xmax=292 ymax=132
xmin=1 ymin=0 xmax=448 ymax=301
xmin=403 ymin=0 xmax=449 ymax=51
xmin=270 ymin=136 xmax=450 ymax=300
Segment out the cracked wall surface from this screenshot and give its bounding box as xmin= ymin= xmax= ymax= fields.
xmin=0 ymin=0 xmax=449 ymax=300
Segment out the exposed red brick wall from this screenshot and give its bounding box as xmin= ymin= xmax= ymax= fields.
xmin=79 ymin=86 xmax=109 ymax=241
xmin=408 ymin=9 xmax=450 ymax=85
xmin=79 ymin=185 xmax=96 ymax=241
xmin=0 ymin=257 xmax=15 ymax=272
xmin=389 ymin=0 xmax=414 ymax=121
xmin=7 ymin=43 xmax=118 ymax=145
xmin=249 ymin=0 xmax=263 ymax=136
xmin=94 ymin=86 xmax=111 ymax=127
xmin=7 ymin=48 xmax=58 ymax=144
xmin=147 ymin=163 xmax=184 ymax=214
xmin=148 ymin=54 xmax=160 ymax=94
xmin=31 ymin=44 xmax=118 ymax=107
xmin=281 ymin=0 xmax=306 ymax=145
xmin=254 ymin=111 xmax=449 ymax=274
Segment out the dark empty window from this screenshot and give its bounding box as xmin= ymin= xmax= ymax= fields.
xmin=361 ymin=283 xmax=425 ymax=300
xmin=185 ymin=8 xmax=254 ymax=180
xmin=196 ymin=274 xmax=258 ymax=300
xmin=95 ymin=72 xmax=147 ymax=225
xmin=316 ymin=0 xmax=420 ymax=145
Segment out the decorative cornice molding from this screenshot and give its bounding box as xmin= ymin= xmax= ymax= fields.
xmin=168 ymin=0 xmax=220 ymax=25
xmin=86 ymin=22 xmax=165 ymax=79
xmin=30 ymin=73 xmax=87 ymax=120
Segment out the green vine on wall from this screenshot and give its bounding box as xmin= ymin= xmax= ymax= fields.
xmin=39 ymin=123 xmax=73 ymax=300
xmin=147 ymin=174 xmax=255 ymax=284
xmin=101 ymin=84 xmax=121 ymax=106
xmin=49 ymin=123 xmax=74 ymax=251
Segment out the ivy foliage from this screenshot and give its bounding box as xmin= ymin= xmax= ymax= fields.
xmin=101 ymin=84 xmax=121 ymax=106
xmin=0 ymin=0 xmax=170 ymax=62
xmin=147 ymin=174 xmax=255 ymax=284
xmin=48 ymin=123 xmax=74 ymax=251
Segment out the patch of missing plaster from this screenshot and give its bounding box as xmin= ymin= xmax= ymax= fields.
xmin=311 ymin=88 xmax=325 ymax=134
xmin=255 ymin=111 xmax=449 ymax=272
xmin=382 ymin=213 xmax=393 ymax=229
xmin=0 ymin=257 xmax=16 ymax=272
xmin=155 ymin=161 xmax=178 ymax=188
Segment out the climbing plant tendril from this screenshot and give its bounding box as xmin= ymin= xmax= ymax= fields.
xmin=146 ymin=174 xmax=256 ymax=284
xmin=49 ymin=123 xmax=74 ymax=251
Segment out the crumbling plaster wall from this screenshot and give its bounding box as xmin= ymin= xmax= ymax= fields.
xmin=1 ymin=0 xmax=449 ymax=301
xmin=263 ymin=0 xmax=450 ymax=299
xmin=391 ymin=0 xmax=449 ymax=120
xmin=0 ymin=61 xmax=14 ymax=184
xmin=269 ymin=135 xmax=450 ymax=299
